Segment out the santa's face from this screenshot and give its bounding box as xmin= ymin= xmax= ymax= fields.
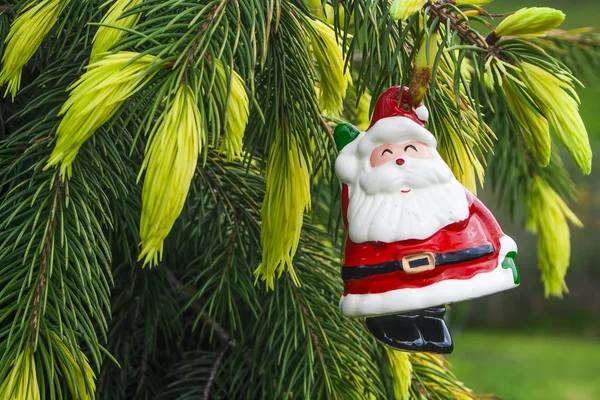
xmin=364 ymin=141 xmax=435 ymax=194
xmin=336 ymin=131 xmax=470 ymax=244
xmin=370 ymin=141 xmax=433 ymax=167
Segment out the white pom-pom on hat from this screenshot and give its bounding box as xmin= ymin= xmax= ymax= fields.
xmin=414 ymin=104 xmax=429 ymax=123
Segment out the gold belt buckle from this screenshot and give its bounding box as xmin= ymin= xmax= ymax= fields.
xmin=401 ymin=252 xmax=436 ymax=274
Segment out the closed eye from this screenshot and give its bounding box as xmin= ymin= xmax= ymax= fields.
xmin=404 ymin=144 xmax=418 ymax=152
xmin=381 ymin=149 xmax=393 ymax=156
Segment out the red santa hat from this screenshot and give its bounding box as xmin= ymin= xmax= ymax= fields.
xmin=370 ymin=86 xmax=429 ymax=128
xmin=334 ymin=86 xmax=436 ymax=153
xmin=351 ymin=86 xmax=436 ymax=158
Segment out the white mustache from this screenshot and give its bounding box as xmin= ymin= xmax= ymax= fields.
xmin=358 ymin=157 xmax=452 ymax=195
xmin=347 ymin=177 xmax=470 ymax=243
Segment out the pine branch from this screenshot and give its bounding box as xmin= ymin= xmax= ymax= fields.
xmin=535 ymin=29 xmax=600 ymax=83
xmin=0 ymin=32 xmax=133 ymax=396
xmin=166 ymin=269 xmax=234 ymax=346
xmin=28 ymin=175 xmax=61 ymax=338
xmin=202 ymin=347 xmax=227 ymax=400
xmin=428 ymin=1 xmax=488 ymax=48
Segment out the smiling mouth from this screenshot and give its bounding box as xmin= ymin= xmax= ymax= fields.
xmin=401 ymin=189 xmax=411 ymax=194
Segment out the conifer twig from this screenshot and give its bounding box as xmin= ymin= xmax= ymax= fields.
xmin=544 ymin=28 xmax=600 ymax=45
xmin=134 ymin=314 xmax=159 ymax=397
xmin=202 ymin=347 xmax=227 ymax=400
xmin=29 ymin=175 xmax=62 ymax=338
xmin=166 ymin=270 xmax=234 ymax=345
xmin=428 ymin=1 xmax=488 ymax=48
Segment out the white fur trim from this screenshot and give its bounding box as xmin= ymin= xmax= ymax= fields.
xmin=414 ymin=105 xmax=429 ymax=122
xmin=357 ymin=116 xmax=436 ymax=158
xmin=339 ymin=235 xmax=518 ymax=317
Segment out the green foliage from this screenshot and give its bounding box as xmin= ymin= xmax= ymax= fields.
xmin=536 ymin=29 xmax=600 ymax=85
xmin=0 ymin=49 xmax=122 ymax=397
xmin=0 ymin=0 xmax=599 ymax=398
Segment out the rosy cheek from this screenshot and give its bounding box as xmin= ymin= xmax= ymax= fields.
xmin=404 ymin=144 xmax=433 ymax=159
xmin=370 ymin=153 xmax=393 ymax=168
xmin=405 ymin=150 xmax=426 ymax=159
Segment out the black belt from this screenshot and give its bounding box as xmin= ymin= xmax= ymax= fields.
xmin=342 ymin=244 xmax=494 ymax=281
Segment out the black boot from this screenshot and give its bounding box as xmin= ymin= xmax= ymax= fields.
xmin=365 ymin=306 xmax=453 ymax=354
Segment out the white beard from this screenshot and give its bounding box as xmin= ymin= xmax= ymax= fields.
xmin=342 ymin=155 xmax=470 ymax=243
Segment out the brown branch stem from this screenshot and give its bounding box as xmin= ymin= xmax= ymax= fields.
xmin=29 ymin=175 xmax=63 ymax=340
xmin=165 ymin=270 xmax=234 ymax=346
xmin=202 ymin=347 xmax=227 ymax=400
xmin=179 ymin=1 xmax=226 ymax=73
xmin=134 ymin=313 xmax=160 ymax=397
xmin=428 ymin=1 xmax=488 ymax=49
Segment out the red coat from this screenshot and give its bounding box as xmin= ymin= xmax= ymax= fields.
xmin=341 ymin=185 xmax=505 ymax=295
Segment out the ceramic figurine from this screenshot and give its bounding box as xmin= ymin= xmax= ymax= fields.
xmin=334 ymin=86 xmax=520 ymax=354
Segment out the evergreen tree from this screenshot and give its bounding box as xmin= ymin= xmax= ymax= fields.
xmin=0 ymin=0 xmax=597 ymax=398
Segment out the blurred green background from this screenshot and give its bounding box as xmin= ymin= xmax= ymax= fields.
xmin=445 ymin=1 xmax=600 ymax=399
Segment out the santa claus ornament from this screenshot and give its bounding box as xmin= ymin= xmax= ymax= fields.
xmin=334 ymin=86 xmax=520 ymax=354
